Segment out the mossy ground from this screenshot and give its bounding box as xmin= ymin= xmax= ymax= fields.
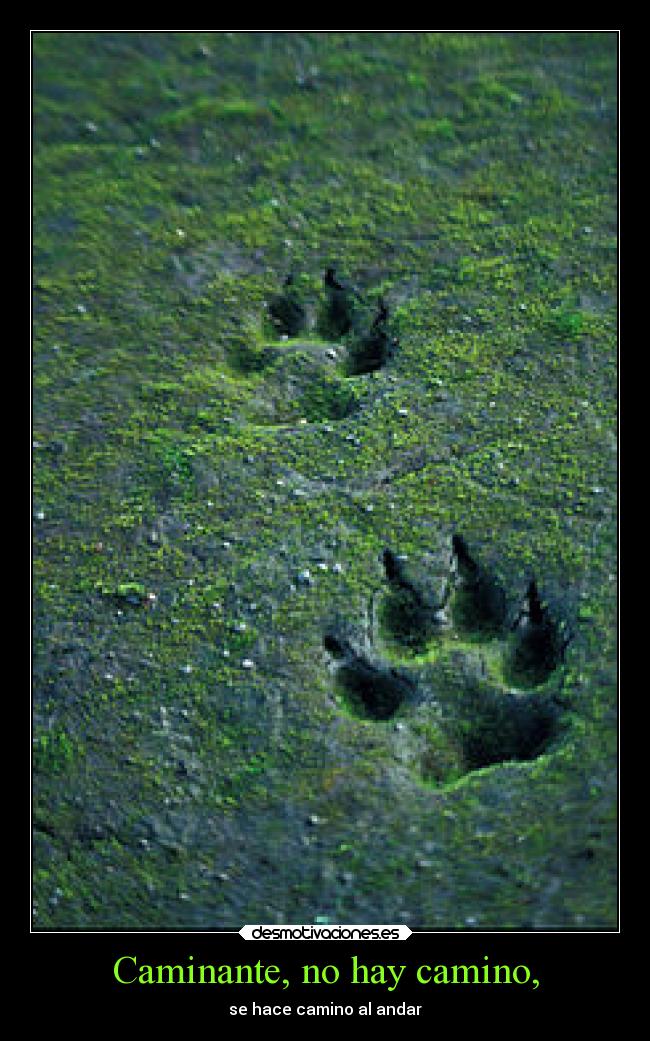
xmin=33 ymin=31 xmax=617 ymax=929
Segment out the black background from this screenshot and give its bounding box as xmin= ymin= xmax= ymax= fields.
xmin=26 ymin=927 xmax=625 ymax=1020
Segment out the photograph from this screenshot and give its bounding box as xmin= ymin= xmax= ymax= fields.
xmin=32 ymin=31 xmax=618 ymax=945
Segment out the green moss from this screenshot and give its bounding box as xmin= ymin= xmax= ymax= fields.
xmin=33 ymin=30 xmax=617 ymax=932
xmin=33 ymin=730 xmax=84 ymax=775
xmin=160 ymin=97 xmax=272 ymax=131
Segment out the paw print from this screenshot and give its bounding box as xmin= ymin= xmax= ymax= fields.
xmin=324 ymin=534 xmax=572 ymax=786
xmin=245 ymin=268 xmax=396 ymax=427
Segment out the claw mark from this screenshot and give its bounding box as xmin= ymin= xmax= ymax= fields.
xmin=345 ymin=297 xmax=394 ymax=376
xmin=505 ymin=578 xmax=568 ymax=688
xmin=450 ymin=533 xmax=507 ymax=637
xmin=268 ymin=273 xmax=307 ymax=337
xmin=379 ymin=548 xmax=445 ymax=650
xmin=320 ymin=267 xmax=357 ymax=338
xmin=451 ymin=533 xmax=479 ymax=579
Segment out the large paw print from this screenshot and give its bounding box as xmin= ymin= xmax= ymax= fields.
xmin=324 ymin=535 xmax=572 ymax=786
